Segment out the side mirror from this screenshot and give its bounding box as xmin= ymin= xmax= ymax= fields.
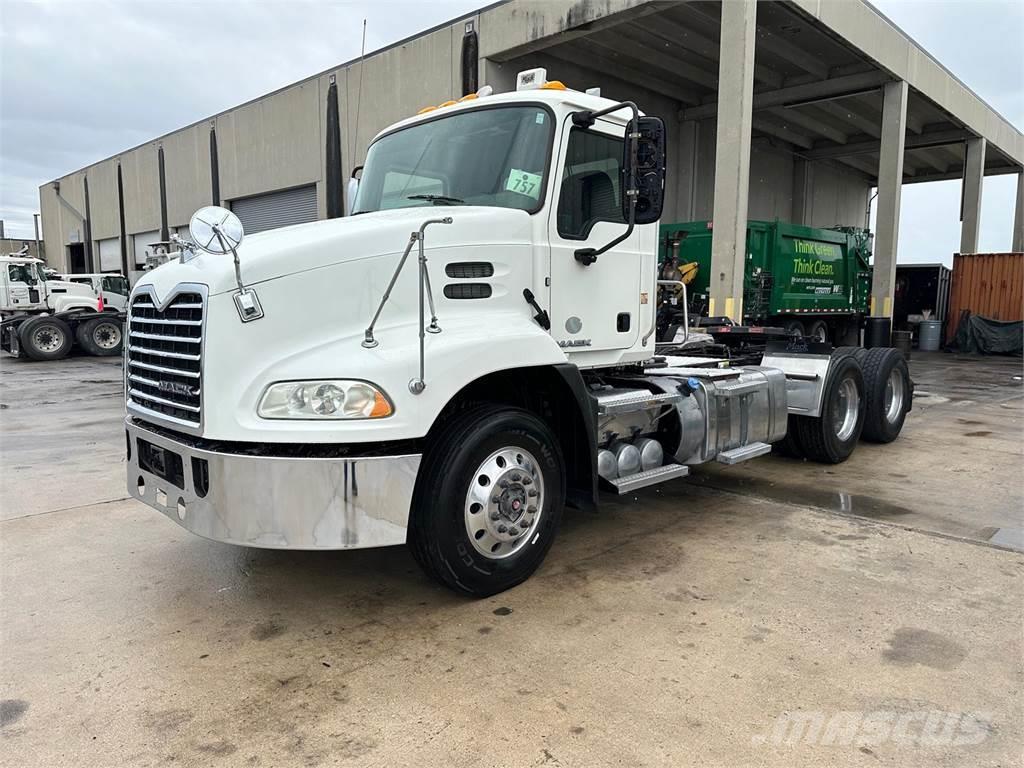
xmin=189 ymin=206 xmax=244 ymax=254
xmin=621 ymin=116 xmax=666 ymax=225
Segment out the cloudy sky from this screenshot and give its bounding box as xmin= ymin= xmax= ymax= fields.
xmin=1 ymin=0 xmax=1021 ymax=264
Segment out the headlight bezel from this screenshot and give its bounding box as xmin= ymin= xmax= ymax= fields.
xmin=257 ymin=379 xmax=394 ymax=420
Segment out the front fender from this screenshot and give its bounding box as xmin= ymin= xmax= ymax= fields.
xmin=52 ymin=296 xmax=98 ymax=313
xmin=202 ymin=306 xmax=568 ymax=443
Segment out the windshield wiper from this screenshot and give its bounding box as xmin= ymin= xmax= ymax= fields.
xmin=407 ymin=194 xmax=465 ymax=206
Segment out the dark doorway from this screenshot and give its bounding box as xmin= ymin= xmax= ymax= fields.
xmin=67 ymin=243 xmax=86 ymax=273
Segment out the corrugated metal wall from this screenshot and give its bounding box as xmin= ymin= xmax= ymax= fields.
xmin=946 ymin=252 xmax=1024 ymax=339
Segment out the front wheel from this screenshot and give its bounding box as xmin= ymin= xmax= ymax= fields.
xmin=408 ymin=405 xmax=565 ymax=597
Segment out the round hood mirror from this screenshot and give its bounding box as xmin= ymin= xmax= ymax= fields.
xmin=190 ymin=206 xmax=244 ymax=255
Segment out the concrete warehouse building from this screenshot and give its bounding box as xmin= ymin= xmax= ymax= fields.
xmin=39 ymin=0 xmax=1024 ymax=326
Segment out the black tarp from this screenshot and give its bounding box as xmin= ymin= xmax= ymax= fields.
xmin=948 ymin=312 xmax=1023 ymax=355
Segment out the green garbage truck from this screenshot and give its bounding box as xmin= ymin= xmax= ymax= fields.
xmin=659 ymin=220 xmax=873 ymax=344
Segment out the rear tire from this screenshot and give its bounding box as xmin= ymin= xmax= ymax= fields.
xmin=783 ymin=319 xmax=805 ymax=337
xmin=19 ymin=317 xmax=73 ymax=361
xmin=792 ymin=354 xmax=866 ymax=464
xmin=408 ymin=404 xmax=566 ymax=597
xmin=860 ymin=348 xmax=913 ymax=443
xmin=76 ymin=315 xmax=124 ymax=356
xmin=807 ymin=319 xmax=829 ymax=343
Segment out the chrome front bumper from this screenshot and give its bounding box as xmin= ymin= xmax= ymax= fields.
xmin=126 ymin=419 xmax=420 ymax=549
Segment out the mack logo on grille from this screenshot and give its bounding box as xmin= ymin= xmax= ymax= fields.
xmin=158 ymin=380 xmax=198 ymax=397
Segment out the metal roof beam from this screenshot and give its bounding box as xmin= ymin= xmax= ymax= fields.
xmin=766 ymin=106 xmax=848 ymax=144
xmin=588 ymin=26 xmax=718 ymax=90
xmin=815 ymin=99 xmax=880 ymax=138
xmin=806 ymin=128 xmax=971 ymax=160
xmin=633 ymin=17 xmax=785 ymax=89
xmin=681 ymin=71 xmax=891 ymax=120
xmin=909 ymin=147 xmax=951 ymax=174
xmin=544 ymin=41 xmax=702 ymax=106
xmin=682 ymin=0 xmax=830 ymax=79
xmin=752 ymin=117 xmax=814 ymax=150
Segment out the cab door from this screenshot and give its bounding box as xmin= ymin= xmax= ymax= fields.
xmin=547 ymin=117 xmax=642 ymax=357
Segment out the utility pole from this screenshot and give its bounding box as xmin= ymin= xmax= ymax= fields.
xmin=34 ymin=213 xmax=42 ymax=262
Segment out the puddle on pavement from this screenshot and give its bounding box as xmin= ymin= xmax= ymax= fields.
xmin=693 ymin=473 xmax=915 ymax=519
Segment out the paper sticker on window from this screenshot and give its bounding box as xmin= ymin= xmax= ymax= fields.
xmin=535 ymin=112 xmax=545 ymax=125
xmin=506 ymin=169 xmax=542 ymax=199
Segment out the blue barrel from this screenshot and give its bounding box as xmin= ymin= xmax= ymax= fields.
xmin=918 ymin=320 xmax=942 ymax=351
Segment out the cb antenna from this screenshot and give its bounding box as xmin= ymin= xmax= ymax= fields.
xmin=351 ymin=19 xmax=367 ymax=171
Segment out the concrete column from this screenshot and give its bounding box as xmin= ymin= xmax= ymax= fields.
xmin=960 ymin=137 xmax=986 ymax=253
xmin=870 ymin=79 xmax=908 ymax=320
xmin=792 ymin=158 xmax=811 ymax=225
xmin=709 ymin=0 xmax=756 ymax=322
xmin=1013 ymin=170 xmax=1024 ymax=252
xmin=675 ymin=120 xmax=700 ymax=221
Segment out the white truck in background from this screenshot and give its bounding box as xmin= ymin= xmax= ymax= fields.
xmin=57 ymin=273 xmax=131 ymax=312
xmin=1 ymin=254 xmax=125 ymax=360
xmin=124 ymin=70 xmax=913 ymax=597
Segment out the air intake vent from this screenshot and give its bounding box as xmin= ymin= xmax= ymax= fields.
xmin=445 ymin=262 xmax=494 ymax=278
xmin=444 ymin=283 xmax=492 ymax=300
xmin=127 ymin=291 xmax=204 ymax=426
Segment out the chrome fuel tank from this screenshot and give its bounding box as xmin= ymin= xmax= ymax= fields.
xmin=644 ymin=367 xmax=787 ymax=464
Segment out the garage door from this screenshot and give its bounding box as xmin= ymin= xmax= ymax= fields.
xmin=231 ymin=185 xmax=318 ymax=235
xmin=132 ymin=230 xmax=161 ymax=267
xmin=98 ymin=238 xmax=122 ymax=272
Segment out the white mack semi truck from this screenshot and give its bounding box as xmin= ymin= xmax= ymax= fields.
xmin=125 ymin=70 xmax=912 ymax=596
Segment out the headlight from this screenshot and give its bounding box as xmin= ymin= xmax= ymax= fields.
xmin=258 ymin=380 xmax=393 ymax=419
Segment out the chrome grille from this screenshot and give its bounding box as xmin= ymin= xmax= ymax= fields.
xmin=127 ymin=291 xmax=204 ymax=425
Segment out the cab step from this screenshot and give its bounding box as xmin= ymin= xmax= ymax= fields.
xmin=716 ymin=442 xmax=771 ymax=465
xmin=606 ymin=463 xmax=690 ymax=494
xmin=595 ymin=390 xmax=681 ymax=416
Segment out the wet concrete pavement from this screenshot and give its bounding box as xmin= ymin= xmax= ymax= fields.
xmin=1 ymin=351 xmax=1022 ymax=767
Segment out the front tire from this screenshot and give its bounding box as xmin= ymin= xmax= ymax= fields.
xmin=19 ymin=317 xmax=73 ymax=361
xmin=408 ymin=405 xmax=565 ymax=597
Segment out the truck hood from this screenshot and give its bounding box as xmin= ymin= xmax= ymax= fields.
xmin=47 ymin=279 xmax=95 ymax=297
xmin=135 ymin=206 xmax=533 ymax=300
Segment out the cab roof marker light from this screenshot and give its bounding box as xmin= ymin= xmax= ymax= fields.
xmin=438 ymin=100 xmax=458 ymax=108
xmin=476 ymin=85 xmax=493 ymax=98
xmin=586 ymin=87 xmax=601 ymax=97
xmin=539 ymin=80 xmax=567 ymax=91
xmin=458 ymin=93 xmax=478 ymax=102
xmin=417 ymin=105 xmax=437 ymax=114
xmin=516 ymin=67 xmax=547 ymax=91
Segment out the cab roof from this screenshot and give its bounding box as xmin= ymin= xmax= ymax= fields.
xmin=371 ymin=83 xmax=634 ymax=146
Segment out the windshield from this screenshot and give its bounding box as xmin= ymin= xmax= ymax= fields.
xmin=102 ymin=275 xmax=129 ymax=296
xmin=353 ymin=105 xmax=553 ymax=215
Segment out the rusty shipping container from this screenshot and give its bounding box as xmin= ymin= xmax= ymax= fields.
xmin=946 ymin=252 xmax=1024 ymax=340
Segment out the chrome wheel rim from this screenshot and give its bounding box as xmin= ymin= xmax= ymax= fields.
xmin=833 ymin=377 xmax=860 ymax=442
xmin=884 ymin=368 xmax=905 ymax=424
xmin=32 ymin=326 xmax=64 ymax=352
xmin=464 ymin=446 xmax=544 ymax=559
xmin=93 ymin=322 xmax=122 ymax=349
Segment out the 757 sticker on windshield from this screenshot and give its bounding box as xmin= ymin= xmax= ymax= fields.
xmin=506 ymin=169 xmax=542 ymax=199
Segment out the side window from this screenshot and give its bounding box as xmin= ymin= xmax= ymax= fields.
xmin=379 ymin=170 xmax=445 ymax=210
xmin=557 ymin=128 xmax=625 ymax=239
xmin=102 ymin=276 xmax=128 ymax=296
